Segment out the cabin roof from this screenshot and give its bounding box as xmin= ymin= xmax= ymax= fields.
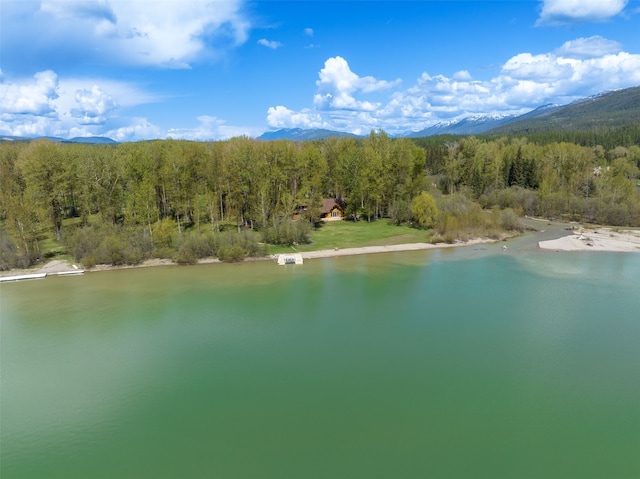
xmin=321 ymin=198 xmax=346 ymax=215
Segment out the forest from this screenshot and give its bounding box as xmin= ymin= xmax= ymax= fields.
xmin=1 ymin=130 xmax=639 ymax=270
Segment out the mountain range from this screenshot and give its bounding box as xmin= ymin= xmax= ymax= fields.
xmin=2 ymin=86 xmax=638 ymax=144
xmin=258 ymin=86 xmax=640 ymax=140
xmin=0 ymin=136 xmax=117 ymax=144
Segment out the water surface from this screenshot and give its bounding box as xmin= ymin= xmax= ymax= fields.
xmin=2 ymin=237 xmax=639 ymax=478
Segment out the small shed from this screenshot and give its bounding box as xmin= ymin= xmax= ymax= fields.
xmin=320 ymin=198 xmax=346 ymax=221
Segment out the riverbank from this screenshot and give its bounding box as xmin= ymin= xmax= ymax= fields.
xmin=538 ymin=227 xmax=640 ymax=252
xmin=0 ymin=237 xmax=499 ymax=278
xmin=5 ymin=224 xmax=639 ymax=279
xmin=299 ymin=238 xmax=491 ymax=259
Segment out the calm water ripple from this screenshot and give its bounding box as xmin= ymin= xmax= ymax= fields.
xmin=2 ymin=245 xmax=639 ymax=479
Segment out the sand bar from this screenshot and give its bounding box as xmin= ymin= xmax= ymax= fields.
xmin=539 ymin=228 xmax=640 ymax=252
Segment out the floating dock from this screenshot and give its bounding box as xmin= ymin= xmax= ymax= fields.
xmin=0 ymin=273 xmax=47 ymax=283
xmin=277 ymin=254 xmax=303 ymax=265
xmin=0 ymin=268 xmax=85 ymax=283
xmin=54 ymin=270 xmax=85 ymax=276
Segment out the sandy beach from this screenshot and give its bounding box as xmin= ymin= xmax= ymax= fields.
xmin=298 ymin=238 xmax=490 ymax=259
xmin=538 ymin=228 xmax=640 ymax=252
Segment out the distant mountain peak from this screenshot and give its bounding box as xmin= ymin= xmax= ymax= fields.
xmin=486 ymin=85 xmax=640 ymax=135
xmin=0 ymin=135 xmax=117 ymax=144
xmin=68 ymin=136 xmax=117 ymax=144
xmin=257 ymin=128 xmax=361 ymax=141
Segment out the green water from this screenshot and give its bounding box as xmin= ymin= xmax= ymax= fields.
xmin=2 ymin=238 xmax=639 ymax=478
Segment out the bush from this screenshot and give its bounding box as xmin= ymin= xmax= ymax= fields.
xmin=175 ymin=231 xmax=215 ymax=261
xmin=262 ymin=218 xmax=311 ymax=246
xmin=498 ymin=208 xmax=524 ymax=232
xmin=63 ymin=223 xmax=152 ymax=267
xmin=411 ymin=192 xmax=439 ymax=229
xmin=217 ymin=244 xmax=246 ymax=262
xmin=435 ymin=193 xmax=509 ymax=240
xmin=152 ymin=217 xmax=177 ymax=249
xmin=480 ymin=187 xmax=537 ymax=216
xmin=0 ymin=231 xmax=34 ymax=271
xmin=173 ymin=249 xmax=197 ymax=264
xmin=389 ymin=199 xmax=412 ymax=225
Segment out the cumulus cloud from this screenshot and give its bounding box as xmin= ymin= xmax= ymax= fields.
xmin=5 ymin=0 xmax=250 ymax=69
xmin=313 ymin=57 xmax=400 ymax=112
xmin=167 ymin=115 xmax=260 ymax=140
xmin=453 ymin=70 xmax=473 ymax=81
xmin=265 ymin=39 xmax=640 ymax=135
xmin=257 ymin=39 xmax=283 ymax=49
xmin=304 ymin=28 xmax=314 ymax=36
xmin=0 ymin=68 xmax=258 ymax=141
xmin=0 ymin=70 xmax=162 ymax=139
xmin=0 ymin=70 xmax=59 ymax=116
xmin=71 ymin=85 xmax=118 ymax=124
xmin=555 ymin=36 xmax=622 ymax=58
xmin=267 ymin=106 xmax=326 ymax=129
xmin=537 ymin=0 xmax=629 ymax=25
xmin=106 ymin=118 xmax=163 ymax=142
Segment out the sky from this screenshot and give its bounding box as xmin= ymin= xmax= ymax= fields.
xmin=1 ymin=0 xmax=639 ymax=141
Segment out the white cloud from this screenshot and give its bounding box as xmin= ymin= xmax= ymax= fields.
xmin=453 ymin=70 xmax=473 ymax=81
xmin=257 ymin=39 xmax=283 ymax=49
xmin=555 ymin=36 xmax=622 ymax=58
xmin=0 ymin=70 xmax=161 ymax=139
xmin=5 ymin=0 xmax=250 ymax=69
xmin=265 ymin=39 xmax=640 ymax=135
xmin=0 ymin=69 xmax=257 ymax=141
xmin=0 ymin=70 xmax=59 ymax=116
xmin=71 ymin=85 xmax=118 ymax=124
xmin=167 ymin=115 xmax=260 ymax=140
xmin=267 ymin=106 xmax=325 ymax=129
xmin=58 ymin=78 xmax=161 ymax=109
xmin=304 ymin=28 xmax=314 ymax=37
xmin=106 ymin=118 xmax=163 ymax=142
xmin=502 ymin=53 xmax=575 ymax=82
xmin=537 ymin=0 xmax=629 ymax=25
xmin=0 ymin=115 xmax=55 ymax=138
xmin=317 ymin=57 xmax=400 ymax=94
xmin=313 ymin=57 xmax=400 ymax=112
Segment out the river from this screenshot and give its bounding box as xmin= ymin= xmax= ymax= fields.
xmin=1 ymin=228 xmax=639 ymax=478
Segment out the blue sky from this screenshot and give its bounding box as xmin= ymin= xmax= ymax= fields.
xmin=1 ymin=0 xmax=639 ymax=141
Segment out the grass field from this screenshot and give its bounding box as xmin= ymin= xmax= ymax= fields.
xmin=267 ymin=219 xmax=431 ymax=254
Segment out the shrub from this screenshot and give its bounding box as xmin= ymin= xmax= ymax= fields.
xmin=262 ymin=218 xmax=311 ymax=246
xmin=217 ymin=244 xmax=246 ymax=262
xmin=63 ymin=223 xmax=151 ymax=267
xmin=498 ymin=208 xmax=524 ymax=232
xmin=173 ymin=249 xmax=197 ymax=264
xmin=411 ymin=192 xmax=439 ymax=229
xmin=152 ymin=217 xmax=177 ymax=249
xmin=0 ymin=232 xmax=34 ymax=271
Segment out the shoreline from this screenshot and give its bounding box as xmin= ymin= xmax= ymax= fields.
xmin=538 ymin=227 xmax=640 ymax=252
xmin=298 ymin=238 xmax=492 ymax=259
xmin=4 ymin=224 xmax=640 ymax=279
xmin=0 ymin=237 xmax=498 ymax=278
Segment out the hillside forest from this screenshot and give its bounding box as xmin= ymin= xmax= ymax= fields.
xmin=1 ymin=131 xmax=639 ymax=270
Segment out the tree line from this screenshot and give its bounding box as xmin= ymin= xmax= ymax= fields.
xmin=0 ymin=131 xmax=639 ymax=269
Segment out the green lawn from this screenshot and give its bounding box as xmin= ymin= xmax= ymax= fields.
xmin=267 ymin=219 xmax=432 ymax=254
